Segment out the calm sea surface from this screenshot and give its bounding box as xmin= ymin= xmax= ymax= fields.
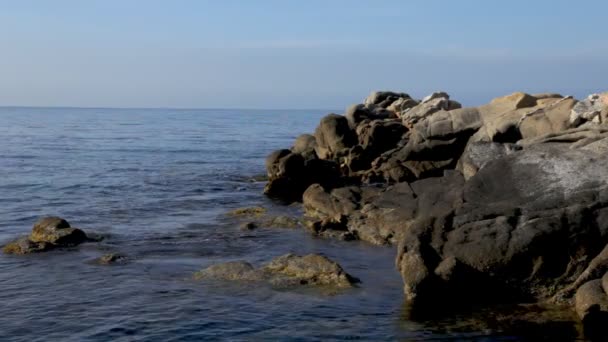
xmin=0 ymin=108 xmax=582 ymax=341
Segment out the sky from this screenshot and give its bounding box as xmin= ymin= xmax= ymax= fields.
xmin=0 ymin=0 xmax=607 ymax=109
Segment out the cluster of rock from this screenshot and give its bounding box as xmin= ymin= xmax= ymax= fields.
xmin=3 ymin=216 xmax=89 ymax=254
xmin=264 ymin=90 xmax=608 ymax=330
xmin=195 ymin=253 xmax=357 ymax=289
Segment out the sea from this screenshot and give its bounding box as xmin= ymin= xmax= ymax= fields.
xmin=0 ymin=107 xmax=583 ymax=341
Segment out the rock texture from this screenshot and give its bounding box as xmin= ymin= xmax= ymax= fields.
xmin=195 ymin=253 xmax=357 ymax=289
xmin=3 ymin=217 xmax=89 ymax=254
xmin=263 ymin=89 xmax=608 ymax=335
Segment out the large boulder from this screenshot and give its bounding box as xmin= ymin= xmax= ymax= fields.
xmin=195 ymin=253 xmax=358 ymax=289
xmin=397 ymin=144 xmax=608 ymax=305
xmin=264 ymin=148 xmax=340 ymax=202
xmin=314 ymin=114 xmax=357 ymax=160
xmin=3 ymin=217 xmax=88 ymax=254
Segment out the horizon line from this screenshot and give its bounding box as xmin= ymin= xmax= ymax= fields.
xmin=0 ymin=104 xmax=340 ymax=112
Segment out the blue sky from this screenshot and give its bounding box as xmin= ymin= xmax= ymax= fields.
xmin=0 ymin=0 xmax=607 ymax=109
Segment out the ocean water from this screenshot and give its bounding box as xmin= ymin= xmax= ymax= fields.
xmin=0 ymin=107 xmax=583 ymax=341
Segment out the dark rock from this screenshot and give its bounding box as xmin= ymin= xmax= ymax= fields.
xmin=292 ymin=134 xmax=317 ymax=160
xmin=397 ymin=145 xmax=608 ymax=305
xmin=3 ymin=217 xmax=89 ymax=254
xmin=95 ymin=253 xmax=128 ymax=265
xmin=240 ymin=222 xmax=258 ymax=230
xmin=314 ymin=114 xmax=357 ymax=160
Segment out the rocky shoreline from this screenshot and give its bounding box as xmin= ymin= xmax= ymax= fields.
xmin=264 ymin=90 xmax=608 ymax=336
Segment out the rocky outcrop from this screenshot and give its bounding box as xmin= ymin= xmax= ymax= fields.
xmin=3 ymin=217 xmax=89 ymax=254
xmin=195 ymin=253 xmax=357 ymax=289
xmin=263 ymin=89 xmax=608 ymax=335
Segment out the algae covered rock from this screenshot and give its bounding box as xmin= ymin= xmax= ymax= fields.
xmin=194 ymin=253 xmax=357 ymax=289
xmin=3 ymin=216 xmax=89 ymax=255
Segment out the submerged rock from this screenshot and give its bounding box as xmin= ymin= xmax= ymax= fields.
xmin=3 ymin=217 xmax=89 ymax=254
xmin=227 ymin=206 xmax=267 ymax=217
xmin=95 ymin=253 xmax=129 ymax=265
xmin=194 ymin=253 xmax=357 ymax=289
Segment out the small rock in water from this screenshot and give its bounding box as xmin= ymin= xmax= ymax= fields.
xmin=194 ymin=253 xmax=358 ymax=289
xmin=3 ymin=216 xmax=89 ymax=255
xmin=227 ymin=206 xmax=267 ymax=217
xmin=95 ymin=253 xmax=128 ymax=265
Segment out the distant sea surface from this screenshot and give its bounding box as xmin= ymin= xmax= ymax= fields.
xmin=0 ymin=107 xmax=580 ymax=341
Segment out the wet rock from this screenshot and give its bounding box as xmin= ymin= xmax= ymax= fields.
xmin=261 ymin=253 xmax=357 ymax=287
xmin=3 ymin=237 xmax=51 ymax=255
xmin=261 ymin=215 xmax=300 ymax=229
xmin=194 ymin=254 xmax=357 ymax=289
xmin=95 ymin=253 xmax=128 ymax=265
xmin=3 ymin=217 xmax=88 ymax=254
xmin=264 ymin=146 xmax=341 ymax=202
xmin=227 ymin=207 xmax=267 ymax=217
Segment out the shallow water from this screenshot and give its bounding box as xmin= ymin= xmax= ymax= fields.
xmin=0 ymin=107 xmax=584 ymax=341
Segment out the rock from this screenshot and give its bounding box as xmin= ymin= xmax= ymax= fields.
xmin=261 ymin=253 xmax=357 ymax=287
xmin=456 ymin=142 xmax=521 ymax=180
xmin=3 ymin=217 xmax=89 ymax=254
xmin=227 ymin=207 xmax=267 ymax=217
xmin=365 ymin=107 xmax=481 ymax=183
xmin=518 ymin=97 xmax=576 ymax=139
xmin=261 ymin=215 xmax=300 ymax=229
xmin=194 ymin=254 xmax=357 ymax=289
xmin=29 ymin=217 xmax=87 ymax=245
xmin=575 ymin=279 xmax=608 ymax=332
xmin=364 ymin=91 xmax=411 ymax=108
xmin=2 ymin=237 xmax=51 ymax=255
xmin=292 ymin=134 xmax=317 ymax=159
xmin=570 ymin=92 xmax=608 ymax=127
xmin=489 ymin=92 xmax=538 ymax=110
xmin=400 ymin=92 xmax=462 ymax=127
xmin=344 ymin=104 xmax=393 ymax=129
xmin=397 ymin=144 xmax=608 ymax=305
xmin=387 ymin=97 xmax=419 ymax=114
xmin=302 ymin=184 xmax=378 ymax=223
xmin=95 ymin=253 xmax=128 ymax=265
xmin=314 ymin=114 xmax=357 ymax=160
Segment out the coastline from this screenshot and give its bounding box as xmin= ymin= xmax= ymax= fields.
xmin=262 ymin=90 xmax=608 ymax=337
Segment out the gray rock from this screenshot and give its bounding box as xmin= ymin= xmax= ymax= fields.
xmin=570 ymin=92 xmax=608 ymax=127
